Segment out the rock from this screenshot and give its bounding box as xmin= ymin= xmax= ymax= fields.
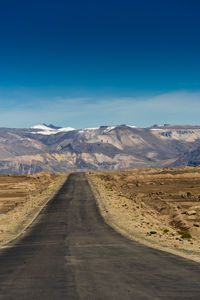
xmin=174 ymin=244 xmax=179 ymax=247
xmin=193 ymin=223 xmax=199 ymax=227
xmin=187 ymin=192 xmax=192 ymax=198
xmin=171 ymin=232 xmax=177 ymax=236
xmin=176 ymin=237 xmax=184 ymax=241
xmin=150 ymin=231 xmax=157 ymax=235
xmin=181 ymin=210 xmax=196 ymax=215
xmin=187 ymin=210 xmax=197 ymax=216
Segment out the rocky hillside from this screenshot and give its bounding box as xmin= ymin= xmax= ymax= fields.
xmin=0 ymin=124 xmax=200 ymax=174
xmin=170 ymin=148 xmax=200 ymax=167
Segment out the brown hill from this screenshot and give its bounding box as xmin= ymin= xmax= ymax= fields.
xmin=0 ymin=124 xmax=200 ymax=173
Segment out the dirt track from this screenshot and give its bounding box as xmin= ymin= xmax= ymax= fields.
xmin=0 ymin=173 xmax=200 ymax=299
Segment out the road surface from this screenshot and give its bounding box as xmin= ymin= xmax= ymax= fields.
xmin=0 ymin=173 xmax=200 ymax=299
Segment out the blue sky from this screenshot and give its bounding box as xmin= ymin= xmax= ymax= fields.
xmin=0 ymin=0 xmax=200 ymax=128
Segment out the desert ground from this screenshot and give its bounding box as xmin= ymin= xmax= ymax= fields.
xmin=1 ymin=173 xmax=200 ymax=299
xmin=0 ymin=172 xmax=67 ymax=247
xmin=88 ymin=167 xmax=200 ymax=263
xmin=1 ymin=167 xmax=200 ymax=263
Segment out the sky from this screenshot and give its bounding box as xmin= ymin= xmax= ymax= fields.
xmin=0 ymin=0 xmax=200 ymax=128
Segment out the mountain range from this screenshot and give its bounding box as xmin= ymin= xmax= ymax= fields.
xmin=0 ymin=123 xmax=200 ymax=174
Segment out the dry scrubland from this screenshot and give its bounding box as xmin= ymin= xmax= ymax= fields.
xmin=88 ymin=167 xmax=200 ymax=263
xmin=0 ymin=172 xmax=67 ymax=247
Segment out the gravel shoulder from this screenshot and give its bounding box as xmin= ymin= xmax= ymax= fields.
xmin=87 ymin=171 xmax=200 ymax=263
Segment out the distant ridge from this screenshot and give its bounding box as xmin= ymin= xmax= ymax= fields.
xmin=0 ymin=124 xmax=200 ymax=174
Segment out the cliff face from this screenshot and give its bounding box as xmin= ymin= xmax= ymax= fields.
xmin=1 ymin=124 xmax=200 ymax=174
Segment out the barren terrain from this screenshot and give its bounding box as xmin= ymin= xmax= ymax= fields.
xmin=0 ymin=172 xmax=67 ymax=247
xmin=88 ymin=167 xmax=200 ymax=262
xmin=1 ymin=124 xmax=200 ymax=174
xmin=1 ymin=173 xmax=200 ymax=299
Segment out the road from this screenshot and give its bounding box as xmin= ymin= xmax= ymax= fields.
xmin=0 ymin=173 xmax=200 ymax=299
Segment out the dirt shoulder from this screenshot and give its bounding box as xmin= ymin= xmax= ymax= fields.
xmin=0 ymin=172 xmax=68 ymax=247
xmin=87 ymin=168 xmax=200 ymax=263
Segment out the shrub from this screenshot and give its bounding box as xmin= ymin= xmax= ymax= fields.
xmin=177 ymin=230 xmax=192 ymax=239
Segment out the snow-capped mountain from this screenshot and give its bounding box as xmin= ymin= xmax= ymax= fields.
xmin=30 ymin=124 xmax=133 ymax=135
xmin=31 ymin=124 xmax=76 ymax=135
xmin=0 ymin=123 xmax=200 ymax=174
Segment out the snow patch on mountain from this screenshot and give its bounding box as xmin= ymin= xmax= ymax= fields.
xmin=150 ymin=128 xmax=163 ymax=131
xmin=57 ymin=127 xmax=76 ymax=132
xmin=31 ymin=124 xmax=52 ymax=131
xmin=30 ymin=124 xmax=138 ymax=135
xmin=103 ymin=126 xmax=116 ymax=133
xmin=31 ymin=124 xmax=76 ymax=135
xmin=83 ymin=127 xmax=100 ymax=130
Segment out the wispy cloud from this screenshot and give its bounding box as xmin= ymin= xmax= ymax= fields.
xmin=0 ymin=90 xmax=200 ymax=128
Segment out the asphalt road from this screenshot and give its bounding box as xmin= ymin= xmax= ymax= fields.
xmin=0 ymin=173 xmax=200 ymax=300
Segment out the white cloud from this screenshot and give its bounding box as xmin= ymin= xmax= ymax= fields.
xmin=0 ymin=90 xmax=200 ymax=128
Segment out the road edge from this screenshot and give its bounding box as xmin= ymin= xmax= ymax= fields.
xmin=87 ymin=173 xmax=200 ymax=264
xmin=0 ymin=174 xmax=68 ymax=249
